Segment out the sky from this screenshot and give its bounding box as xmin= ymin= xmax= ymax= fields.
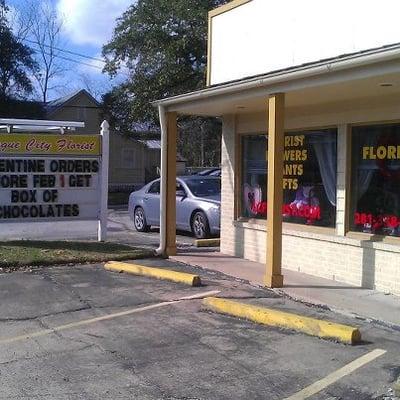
xmin=8 ymin=0 xmax=133 ymax=100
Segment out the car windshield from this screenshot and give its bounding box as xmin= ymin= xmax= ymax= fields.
xmin=185 ymin=178 xmax=220 ymax=197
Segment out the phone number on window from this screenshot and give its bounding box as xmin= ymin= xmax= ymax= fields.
xmin=354 ymin=213 xmax=399 ymax=228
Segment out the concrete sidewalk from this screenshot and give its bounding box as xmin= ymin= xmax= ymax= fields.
xmin=171 ymin=251 xmax=400 ymax=329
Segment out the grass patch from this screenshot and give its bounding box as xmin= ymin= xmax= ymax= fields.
xmin=0 ymin=240 xmax=155 ymax=271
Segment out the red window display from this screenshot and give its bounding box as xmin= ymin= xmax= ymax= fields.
xmin=241 ymin=130 xmax=337 ymax=227
xmin=350 ymin=123 xmax=400 ymax=237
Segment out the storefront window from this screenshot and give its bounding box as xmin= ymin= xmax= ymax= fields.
xmin=350 ymin=123 xmax=400 ymax=237
xmin=241 ymin=129 xmax=337 ymax=227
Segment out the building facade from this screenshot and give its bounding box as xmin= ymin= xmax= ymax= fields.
xmin=156 ymin=0 xmax=400 ymax=296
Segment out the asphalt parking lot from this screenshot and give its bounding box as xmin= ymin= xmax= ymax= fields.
xmin=0 ymin=258 xmax=399 ymax=400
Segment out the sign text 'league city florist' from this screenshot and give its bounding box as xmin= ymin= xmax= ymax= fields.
xmin=0 ymin=134 xmax=102 ymax=222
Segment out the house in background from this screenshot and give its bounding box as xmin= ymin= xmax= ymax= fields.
xmin=108 ymin=133 xmax=187 ymax=192
xmin=39 ymin=89 xmax=188 ymax=192
xmin=0 ymin=89 xmax=102 ymax=134
xmin=45 ymin=89 xmax=102 ymax=134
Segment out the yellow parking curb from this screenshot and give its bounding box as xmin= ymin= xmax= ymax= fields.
xmin=195 ymin=238 xmax=220 ymax=247
xmin=105 ymin=261 xmax=202 ymax=287
xmin=203 ymin=297 xmax=361 ymax=345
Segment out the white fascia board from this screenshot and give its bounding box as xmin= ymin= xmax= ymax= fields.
xmin=154 ymin=45 xmax=400 ymax=113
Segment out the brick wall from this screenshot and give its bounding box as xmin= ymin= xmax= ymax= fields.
xmin=224 ymin=221 xmax=400 ymax=295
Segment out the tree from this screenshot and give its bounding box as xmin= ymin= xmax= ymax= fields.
xmin=0 ymin=0 xmax=36 ymax=100
xmin=102 ymin=0 xmax=228 ymax=166
xmin=78 ymin=72 xmax=112 ymax=102
xmin=16 ymin=1 xmax=65 ymax=102
xmin=178 ymin=117 xmax=222 ymax=167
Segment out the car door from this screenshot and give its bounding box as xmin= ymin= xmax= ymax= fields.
xmin=176 ymin=180 xmax=193 ymax=231
xmin=176 ymin=180 xmax=189 ymax=230
xmin=144 ymin=180 xmax=161 ymax=225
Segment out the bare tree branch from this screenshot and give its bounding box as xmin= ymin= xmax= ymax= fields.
xmin=17 ymin=0 xmax=67 ymax=102
xmin=78 ymin=73 xmax=112 ymax=101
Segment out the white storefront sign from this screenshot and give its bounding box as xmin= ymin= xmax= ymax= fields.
xmin=0 ymin=121 xmax=110 ymax=241
xmin=0 ymin=157 xmax=100 ymax=220
xmin=209 ymin=0 xmax=400 ymax=85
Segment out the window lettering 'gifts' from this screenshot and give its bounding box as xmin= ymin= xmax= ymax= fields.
xmin=241 ymin=130 xmax=337 ymax=227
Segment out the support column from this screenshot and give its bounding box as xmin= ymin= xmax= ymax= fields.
xmin=165 ymin=112 xmax=177 ymax=256
xmin=336 ymin=124 xmax=350 ymax=236
xmin=265 ymin=93 xmax=285 ymax=288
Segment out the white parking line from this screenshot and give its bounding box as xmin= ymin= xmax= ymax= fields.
xmin=283 ymin=348 xmax=387 ymax=400
xmin=0 ymin=289 xmax=221 ymax=345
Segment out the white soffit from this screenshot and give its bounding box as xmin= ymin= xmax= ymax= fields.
xmin=209 ymin=0 xmax=400 ymax=86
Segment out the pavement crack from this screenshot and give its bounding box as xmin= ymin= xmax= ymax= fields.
xmin=158 ymin=313 xmax=257 ymax=376
xmin=62 ymin=334 xmax=173 ymax=398
xmin=0 ymin=305 xmax=91 ymax=323
xmin=40 ymin=269 xmax=93 ymax=310
xmin=91 ymin=301 xmax=159 ymax=310
xmin=0 ymin=298 xmax=198 ymax=324
xmin=0 ymin=355 xmax=40 ymax=367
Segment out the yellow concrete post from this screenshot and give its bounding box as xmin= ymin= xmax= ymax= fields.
xmin=265 ymin=93 xmax=285 ymax=288
xmin=165 ymin=112 xmax=177 ymax=256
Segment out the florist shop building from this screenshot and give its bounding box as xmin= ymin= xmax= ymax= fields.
xmin=155 ymin=0 xmax=400 ymax=296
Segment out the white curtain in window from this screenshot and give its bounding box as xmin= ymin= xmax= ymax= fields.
xmin=357 ymin=169 xmax=374 ymax=200
xmin=354 ymin=133 xmax=376 ymax=200
xmin=313 ymin=136 xmax=337 ymax=206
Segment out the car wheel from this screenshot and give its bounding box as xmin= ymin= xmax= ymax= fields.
xmin=134 ymin=207 xmax=150 ymax=232
xmin=191 ymin=211 xmax=210 ymax=239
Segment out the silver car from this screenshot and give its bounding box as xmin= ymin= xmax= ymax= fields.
xmin=128 ymin=176 xmax=220 ymax=239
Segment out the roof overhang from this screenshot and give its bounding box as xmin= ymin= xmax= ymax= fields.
xmin=154 ymin=44 xmax=400 ymax=117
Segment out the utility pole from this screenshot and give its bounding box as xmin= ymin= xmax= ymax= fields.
xmin=200 ymin=121 xmax=205 ymax=167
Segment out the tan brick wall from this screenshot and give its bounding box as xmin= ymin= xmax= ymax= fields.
xmin=220 ymin=115 xmax=237 ymax=255
xmin=225 ymin=221 xmax=400 ymax=295
xmin=220 ymin=99 xmax=400 ymax=296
